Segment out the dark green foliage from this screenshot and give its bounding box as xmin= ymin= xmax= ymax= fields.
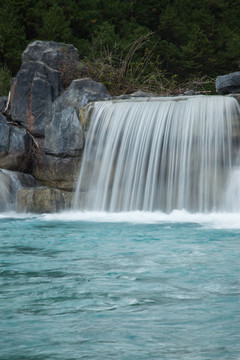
xmin=1 ymin=0 xmax=240 ymax=93
xmin=0 ymin=65 xmax=11 ymax=96
xmin=0 ymin=0 xmax=27 ymax=73
xmin=38 ymin=4 xmax=72 ymax=42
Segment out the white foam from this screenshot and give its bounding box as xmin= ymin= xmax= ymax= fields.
xmin=0 ymin=211 xmax=38 ymax=220
xmin=1 ymin=209 xmax=239 ymax=229
xmin=40 ymin=210 xmax=240 ymax=229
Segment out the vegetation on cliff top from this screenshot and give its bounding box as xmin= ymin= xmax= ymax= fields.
xmin=0 ymin=0 xmax=240 ymax=95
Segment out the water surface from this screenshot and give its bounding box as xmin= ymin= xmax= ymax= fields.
xmin=0 ymin=211 xmax=240 ymax=359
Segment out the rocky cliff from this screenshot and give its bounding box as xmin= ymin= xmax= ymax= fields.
xmin=0 ymin=40 xmax=111 ymax=213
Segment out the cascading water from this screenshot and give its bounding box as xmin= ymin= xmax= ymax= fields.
xmin=0 ymin=169 xmax=36 ymax=212
xmin=224 ymin=151 xmax=240 ymax=212
xmin=0 ymin=169 xmax=22 ymax=211
xmin=74 ymin=95 xmax=240 ymax=213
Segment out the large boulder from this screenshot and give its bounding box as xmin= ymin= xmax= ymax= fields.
xmin=17 ymin=186 xmax=72 ymax=213
xmin=43 ymin=77 xmax=110 ymax=160
xmin=0 ymin=114 xmax=30 ymax=170
xmin=44 ymin=106 xmax=84 ymax=157
xmin=216 ymin=72 xmax=240 ymax=94
xmin=22 ymin=40 xmax=83 ymax=89
xmin=22 ymin=40 xmax=79 ymax=73
xmin=52 ymin=78 xmax=111 ymax=113
xmin=10 ymin=61 xmax=63 ymax=136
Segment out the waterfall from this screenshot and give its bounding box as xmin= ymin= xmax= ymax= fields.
xmin=74 ymin=95 xmax=240 ymax=213
xmin=0 ymin=169 xmax=22 ymax=211
xmin=0 ymin=169 xmax=36 ymax=212
xmin=224 ymin=152 xmax=240 ymax=212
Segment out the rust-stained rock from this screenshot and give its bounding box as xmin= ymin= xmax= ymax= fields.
xmin=10 ymin=61 xmax=63 ymax=136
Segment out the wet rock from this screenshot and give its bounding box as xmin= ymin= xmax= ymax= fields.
xmin=216 ymin=72 xmax=240 ymax=94
xmin=17 ymin=186 xmax=72 ymax=213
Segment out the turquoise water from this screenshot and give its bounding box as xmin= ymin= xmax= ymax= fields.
xmin=0 ymin=211 xmax=240 ymax=360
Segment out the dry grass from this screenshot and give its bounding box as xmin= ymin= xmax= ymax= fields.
xmin=59 ymin=33 xmax=216 ymax=96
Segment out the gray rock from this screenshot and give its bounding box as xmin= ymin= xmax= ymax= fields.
xmin=22 ymin=40 xmax=79 ymax=71
xmin=32 ymin=153 xmax=81 ymax=191
xmin=44 ymin=106 xmax=84 ymax=157
xmin=0 ymin=114 xmax=30 ymax=171
xmin=183 ymin=90 xmax=196 ymax=96
xmin=0 ymin=114 xmax=9 ymax=153
xmin=131 ymin=90 xmax=157 ymax=97
xmin=53 ymin=78 xmax=111 ymax=113
xmin=10 ymin=61 xmax=63 ymax=136
xmin=0 ymin=97 xmax=8 ymax=112
xmin=216 ymin=72 xmax=240 ymax=94
xmin=113 ymin=94 xmax=132 ymax=100
xmin=114 ymin=90 xmax=157 ymax=99
xmin=42 ymin=78 xmax=110 ymax=160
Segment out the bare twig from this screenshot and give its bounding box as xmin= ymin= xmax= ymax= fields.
xmin=3 ymin=91 xmax=11 ymax=113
